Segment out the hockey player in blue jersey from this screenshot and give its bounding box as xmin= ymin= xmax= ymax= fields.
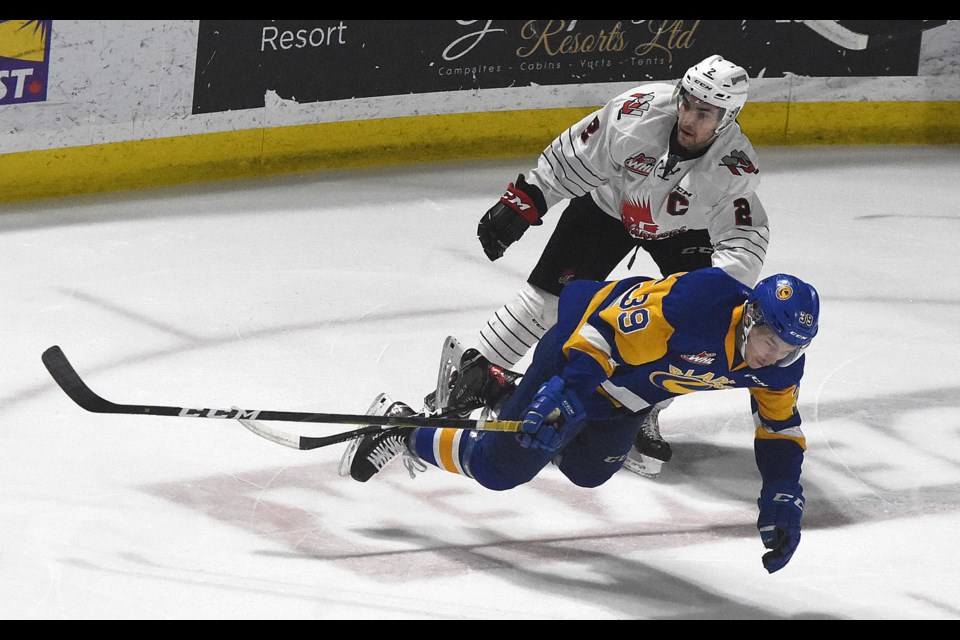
xmin=343 ymin=268 xmax=819 ymax=573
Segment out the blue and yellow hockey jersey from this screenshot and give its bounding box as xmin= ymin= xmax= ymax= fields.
xmin=555 ymin=267 xmax=806 ymax=455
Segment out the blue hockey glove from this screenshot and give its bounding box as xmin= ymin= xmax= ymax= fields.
xmin=478 ymin=174 xmax=546 ymax=261
xmin=757 ymin=487 xmax=804 ymax=574
xmin=518 ymin=376 xmax=586 ymax=452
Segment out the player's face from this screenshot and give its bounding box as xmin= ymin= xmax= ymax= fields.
xmin=677 ymin=94 xmax=721 ymax=152
xmin=743 ymin=324 xmax=798 ymax=369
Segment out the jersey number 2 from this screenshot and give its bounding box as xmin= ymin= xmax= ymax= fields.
xmin=734 ymin=197 xmax=753 ymax=225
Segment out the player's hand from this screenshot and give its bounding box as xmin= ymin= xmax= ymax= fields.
xmin=478 ymin=174 xmax=545 ymax=261
xmin=757 ymin=486 xmax=804 ymax=573
xmin=518 ymin=376 xmax=586 ymax=452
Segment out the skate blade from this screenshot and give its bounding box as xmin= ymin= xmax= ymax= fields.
xmin=338 ymin=393 xmax=392 ymax=477
xmin=621 ymin=454 xmax=663 ymax=479
xmin=427 ymin=335 xmax=464 ymax=416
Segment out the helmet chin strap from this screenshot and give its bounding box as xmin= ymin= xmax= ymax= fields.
xmin=711 ymin=107 xmax=730 ymax=137
xmin=739 ymin=302 xmax=757 ymax=361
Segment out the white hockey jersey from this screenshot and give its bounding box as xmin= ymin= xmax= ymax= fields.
xmin=526 ymin=82 xmax=769 ymax=287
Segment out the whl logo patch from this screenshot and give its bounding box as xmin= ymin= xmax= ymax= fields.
xmin=681 ymin=351 xmax=716 ymax=365
xmin=625 ymin=152 xmax=656 ymax=176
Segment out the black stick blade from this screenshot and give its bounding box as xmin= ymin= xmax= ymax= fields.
xmin=42 ymin=345 xmax=117 ymax=413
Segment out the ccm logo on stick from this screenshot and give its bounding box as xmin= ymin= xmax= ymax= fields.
xmin=178 ymin=407 xmax=261 ymax=419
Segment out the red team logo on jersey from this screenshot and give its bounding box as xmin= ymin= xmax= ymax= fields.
xmin=618 ymin=92 xmax=653 ymax=119
xmin=621 ymin=196 xmax=658 ymax=237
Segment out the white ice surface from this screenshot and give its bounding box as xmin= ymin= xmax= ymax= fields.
xmin=1 ymin=145 xmax=959 ymax=619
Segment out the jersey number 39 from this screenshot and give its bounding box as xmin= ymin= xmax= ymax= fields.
xmin=616 ymin=284 xmax=651 ymax=334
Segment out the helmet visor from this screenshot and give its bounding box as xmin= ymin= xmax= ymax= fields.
xmin=742 ymin=302 xmax=808 ymax=367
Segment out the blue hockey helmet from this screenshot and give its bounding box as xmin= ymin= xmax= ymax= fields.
xmin=743 ymin=274 xmax=820 ymax=366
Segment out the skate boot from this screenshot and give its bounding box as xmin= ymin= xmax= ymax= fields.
xmin=622 ymin=406 xmax=673 ymax=479
xmin=424 ymin=337 xmax=521 ymax=418
xmin=340 ymin=398 xmax=426 ymax=482
xmin=445 ymin=349 xmax=522 ymax=418
xmin=636 ymin=406 xmax=673 ymax=462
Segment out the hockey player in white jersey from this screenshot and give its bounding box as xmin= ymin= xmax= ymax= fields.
xmin=431 ymin=54 xmax=769 ymax=478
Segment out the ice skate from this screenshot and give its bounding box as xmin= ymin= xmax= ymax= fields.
xmin=448 ymin=348 xmax=521 ymax=417
xmin=622 ymin=406 xmax=673 ymax=479
xmin=423 ymin=336 xmax=465 ymax=415
xmin=348 ymin=424 xmax=427 ymax=482
xmin=423 ymin=336 xmax=521 ymax=419
xmin=339 ymin=394 xmax=410 ymax=477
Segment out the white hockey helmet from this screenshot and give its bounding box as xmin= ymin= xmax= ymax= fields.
xmin=677 ymin=54 xmax=750 ymax=135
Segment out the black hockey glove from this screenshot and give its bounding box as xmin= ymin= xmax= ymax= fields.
xmin=478 ymin=174 xmax=547 ymax=261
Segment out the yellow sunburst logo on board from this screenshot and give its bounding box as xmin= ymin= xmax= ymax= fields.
xmin=0 ymin=20 xmax=49 ymax=62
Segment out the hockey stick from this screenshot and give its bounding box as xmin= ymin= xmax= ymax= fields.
xmin=41 ymin=345 xmax=522 ymax=450
xmin=236 ymin=418 xmax=383 ymax=450
xmin=235 ymin=398 xmax=498 ymax=451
